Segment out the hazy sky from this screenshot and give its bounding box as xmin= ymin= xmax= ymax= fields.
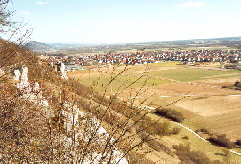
xmin=10 ymin=0 xmax=241 ymax=43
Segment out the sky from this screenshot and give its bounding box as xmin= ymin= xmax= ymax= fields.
xmin=8 ymin=0 xmax=241 ymax=44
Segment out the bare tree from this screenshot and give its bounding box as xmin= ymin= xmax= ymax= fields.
xmin=0 ymin=0 xmax=12 ymax=32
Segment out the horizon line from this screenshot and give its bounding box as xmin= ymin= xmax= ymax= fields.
xmin=32 ymin=35 xmax=241 ymax=45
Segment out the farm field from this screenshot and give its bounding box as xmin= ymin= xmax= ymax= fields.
xmin=148 ymin=113 xmax=241 ymax=163
xmin=68 ymin=62 xmax=241 ymax=141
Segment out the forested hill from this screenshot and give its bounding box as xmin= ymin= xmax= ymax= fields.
xmin=26 ymin=36 xmax=241 ymax=53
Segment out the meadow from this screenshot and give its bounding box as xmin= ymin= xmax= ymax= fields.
xmin=68 ymin=61 xmax=241 ymax=138
xmin=68 ymin=61 xmax=241 ymax=162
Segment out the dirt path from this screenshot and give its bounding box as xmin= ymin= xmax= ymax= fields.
xmin=145 ymin=106 xmax=241 ymax=157
xmin=173 ymin=120 xmax=241 ymax=156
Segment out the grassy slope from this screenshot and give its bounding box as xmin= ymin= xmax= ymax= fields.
xmin=68 ymin=62 xmax=241 ymax=163
xmin=148 ymin=113 xmax=241 ymax=163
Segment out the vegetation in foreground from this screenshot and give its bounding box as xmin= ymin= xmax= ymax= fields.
xmin=1 ymin=1 xmax=241 ymax=163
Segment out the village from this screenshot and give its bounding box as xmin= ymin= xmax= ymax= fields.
xmin=40 ymin=49 xmax=241 ymax=71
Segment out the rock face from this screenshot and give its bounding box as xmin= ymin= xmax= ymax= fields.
xmin=62 ymin=103 xmax=129 ymax=164
xmin=33 ymin=82 xmax=40 ymax=92
xmin=16 ymin=66 xmax=48 ymax=106
xmin=13 ymin=69 xmax=21 ymax=81
xmin=0 ymin=68 xmax=4 ymax=76
xmin=13 ymin=66 xmax=128 ymax=163
xmin=17 ymin=66 xmax=31 ymax=93
xmin=60 ymin=62 xmax=68 ymax=79
xmin=21 ymin=67 xmax=28 ymax=82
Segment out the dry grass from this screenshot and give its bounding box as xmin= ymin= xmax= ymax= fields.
xmin=68 ymin=62 xmax=241 ymax=143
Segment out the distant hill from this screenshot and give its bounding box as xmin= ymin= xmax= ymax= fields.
xmin=128 ymin=37 xmax=241 ymax=46
xmin=25 ymin=41 xmax=53 ymax=52
xmin=49 ymin=43 xmax=94 ymax=49
xmin=206 ymin=37 xmax=241 ymax=41
xmin=25 ymin=41 xmax=96 ymax=52
xmin=26 ymin=37 xmax=241 ymax=53
xmin=124 ymin=36 xmax=241 ymax=49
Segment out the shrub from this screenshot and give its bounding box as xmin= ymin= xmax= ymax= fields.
xmin=153 ymin=122 xmax=181 ymax=136
xmin=173 ymin=144 xmax=223 ymax=164
xmin=199 ymin=128 xmax=210 ymax=134
xmin=234 ymin=81 xmax=241 ymax=88
xmin=235 ymin=140 xmax=241 ymax=147
xmin=182 ymin=136 xmax=189 ymax=140
xmin=171 ymin=127 xmax=181 ymax=135
xmin=141 ymin=118 xmax=170 ymax=136
xmin=155 ymin=108 xmax=185 ymax=122
xmin=208 ymin=134 xmax=234 ymax=149
xmin=139 ymin=117 xmax=181 ymax=137
xmin=195 ymin=128 xmax=210 ymax=134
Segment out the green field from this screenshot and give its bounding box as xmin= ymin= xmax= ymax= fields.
xmin=72 ymin=62 xmax=241 ymax=88
xmin=68 ymin=62 xmax=241 ymax=163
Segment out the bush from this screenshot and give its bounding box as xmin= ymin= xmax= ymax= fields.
xmin=234 ymin=81 xmax=241 ymax=88
xmin=155 ymin=108 xmax=185 ymax=122
xmin=171 ymin=127 xmax=181 ymax=135
xmin=208 ymin=134 xmax=234 ymax=149
xmin=139 ymin=117 xmax=181 ymax=137
xmin=199 ymin=128 xmax=210 ymax=134
xmin=182 ymin=136 xmax=189 ymax=140
xmin=173 ymin=144 xmax=223 ymax=164
xmin=141 ymin=119 xmax=170 ymax=136
xmin=155 ymin=122 xmax=171 ymax=136
xmin=235 ymin=140 xmax=241 ymax=147
xmin=195 ymin=128 xmax=210 ymax=134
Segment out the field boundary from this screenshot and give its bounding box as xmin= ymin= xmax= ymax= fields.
xmin=145 ymin=106 xmax=241 ymax=157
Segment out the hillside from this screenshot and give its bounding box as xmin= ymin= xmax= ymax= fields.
xmin=3 ymin=39 xmax=241 ymax=163
xmin=25 ymin=41 xmax=53 ymax=52
xmin=2 ymin=0 xmax=241 ymax=163
xmin=1 ymin=40 xmax=180 ymax=163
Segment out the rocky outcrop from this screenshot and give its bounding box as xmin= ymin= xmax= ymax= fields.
xmin=15 ymin=66 xmax=48 ymax=106
xmin=0 ymin=68 xmax=4 ymax=76
xmin=60 ymin=62 xmax=68 ymax=79
xmin=12 ymin=66 xmax=128 ymax=164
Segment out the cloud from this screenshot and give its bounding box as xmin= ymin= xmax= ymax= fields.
xmin=36 ymin=1 xmax=48 ymax=6
xmin=178 ymin=1 xmax=205 ymax=8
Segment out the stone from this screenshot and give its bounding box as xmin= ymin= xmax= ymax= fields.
xmin=33 ymin=82 xmax=43 ymax=99
xmin=61 ymin=102 xmax=128 ymax=164
xmin=16 ymin=66 xmax=48 ymax=107
xmin=13 ymin=69 xmax=21 ymax=81
xmin=0 ymin=68 xmax=4 ymax=76
xmin=60 ymin=63 xmax=68 ymax=79
xmin=21 ymin=66 xmax=28 ymax=83
xmin=33 ymin=82 xmax=40 ymax=92
xmin=17 ymin=66 xmax=31 ymax=93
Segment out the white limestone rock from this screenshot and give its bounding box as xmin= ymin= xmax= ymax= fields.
xmin=13 ymin=69 xmax=21 ymax=81
xmin=16 ymin=66 xmax=48 ymax=107
xmin=21 ymin=66 xmax=28 ymax=81
xmin=62 ymin=102 xmax=128 ymax=164
xmin=0 ymin=68 xmax=4 ymax=76
xmin=17 ymin=66 xmax=31 ymax=94
xmin=60 ymin=63 xmax=68 ymax=79
xmin=33 ymin=82 xmax=40 ymax=92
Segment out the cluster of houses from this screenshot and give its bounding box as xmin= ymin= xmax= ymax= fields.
xmin=40 ymin=49 xmax=241 ymax=70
